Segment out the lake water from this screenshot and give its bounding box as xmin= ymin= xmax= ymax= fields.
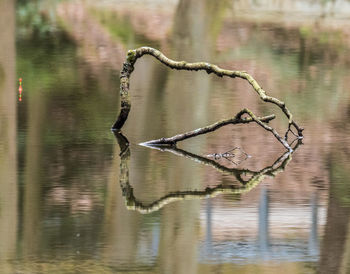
xmin=1 ymin=0 xmax=350 ymax=273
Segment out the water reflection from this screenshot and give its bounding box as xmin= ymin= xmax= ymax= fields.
xmin=199 ymin=189 xmax=321 ymax=264
xmin=114 ymin=132 xmax=325 ymax=265
xmin=0 ymin=1 xmax=17 ymax=273
xmin=2 ymin=0 xmax=350 ymax=273
xmin=258 ymin=187 xmax=269 ymax=256
xmin=116 ymin=132 xmax=301 ymax=214
xmin=319 ymin=149 xmax=350 ymax=273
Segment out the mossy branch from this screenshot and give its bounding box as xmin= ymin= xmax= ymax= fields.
xmin=112 ymin=47 xmax=304 ymax=140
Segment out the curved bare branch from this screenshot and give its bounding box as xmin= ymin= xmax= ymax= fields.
xmin=112 ymin=47 xmax=304 ymax=138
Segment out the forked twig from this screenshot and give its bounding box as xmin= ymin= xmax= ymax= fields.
xmin=143 ymin=108 xmax=293 ymax=151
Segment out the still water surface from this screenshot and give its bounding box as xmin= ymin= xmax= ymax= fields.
xmin=1 ymin=0 xmax=350 ymax=273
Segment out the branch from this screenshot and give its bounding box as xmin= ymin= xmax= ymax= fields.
xmin=142 ymin=108 xmax=292 ymax=151
xmin=112 ymin=47 xmax=304 ymax=138
xmin=236 ymin=108 xmax=292 ymax=151
xmin=141 ymin=111 xmax=275 ymax=146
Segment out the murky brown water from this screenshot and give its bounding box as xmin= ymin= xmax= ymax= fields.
xmin=1 ymin=0 xmax=350 ymax=273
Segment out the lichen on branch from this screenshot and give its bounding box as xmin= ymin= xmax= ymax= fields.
xmin=112 ymin=47 xmax=304 ymax=151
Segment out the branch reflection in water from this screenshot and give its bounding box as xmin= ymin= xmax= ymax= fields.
xmin=114 ymin=132 xmax=301 ymax=214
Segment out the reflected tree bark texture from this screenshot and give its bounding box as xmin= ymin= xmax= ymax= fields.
xmin=319 ymin=150 xmax=350 ymax=274
xmin=158 ymin=3 xmax=229 ymax=273
xmin=22 ymin=83 xmax=46 ymax=256
xmin=0 ymin=0 xmax=17 ymax=271
xmin=102 ymin=135 xmax=144 ymax=269
xmin=308 ymin=192 xmax=319 ymax=257
xmin=171 ymin=0 xmax=215 ymax=129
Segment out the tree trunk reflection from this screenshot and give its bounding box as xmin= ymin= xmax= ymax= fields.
xmin=0 ymin=0 xmax=17 ymax=271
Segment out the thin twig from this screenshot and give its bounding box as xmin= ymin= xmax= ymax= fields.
xmin=141 ymin=110 xmax=276 ymax=147
xmin=236 ymin=108 xmax=293 ymax=151
xmin=143 ymin=108 xmax=292 ymax=151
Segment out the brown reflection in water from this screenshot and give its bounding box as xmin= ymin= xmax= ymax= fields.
xmin=11 ymin=0 xmax=350 ymax=272
xmin=21 ymin=100 xmax=46 ymax=254
xmin=319 ymin=137 xmax=350 ymax=273
xmin=0 ymin=0 xmax=17 ymax=272
xmin=161 ymin=0 xmax=229 ymax=137
xmin=102 ymin=134 xmax=144 ymax=269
